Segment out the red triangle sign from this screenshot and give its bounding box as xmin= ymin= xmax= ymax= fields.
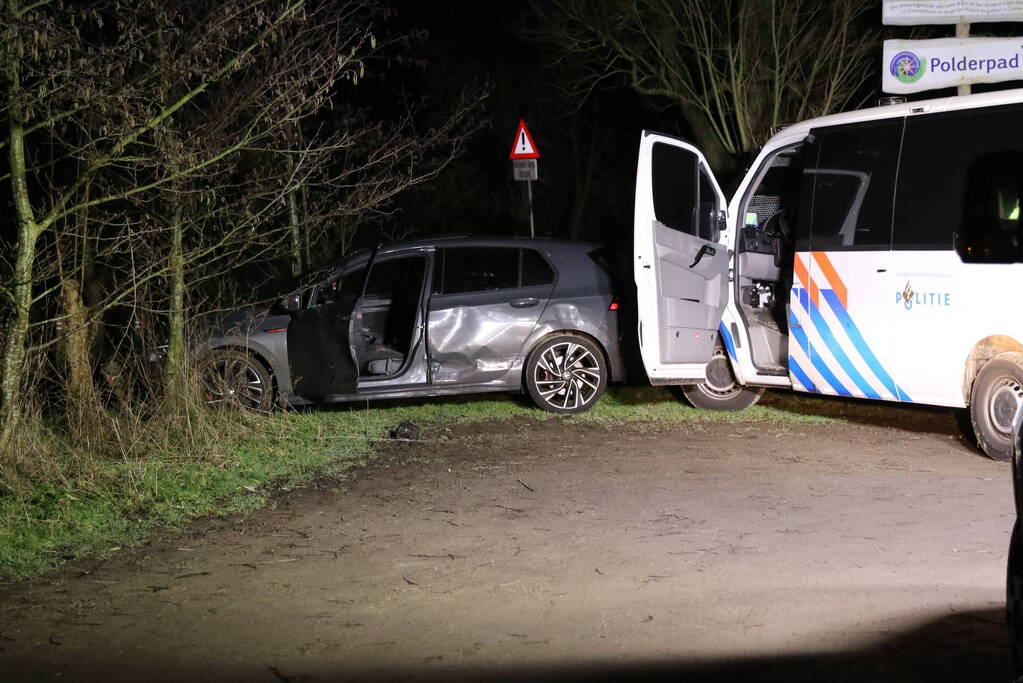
xmin=508 ymin=119 xmax=540 ymax=159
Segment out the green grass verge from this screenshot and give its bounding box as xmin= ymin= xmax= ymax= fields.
xmin=0 ymin=385 xmax=954 ymax=582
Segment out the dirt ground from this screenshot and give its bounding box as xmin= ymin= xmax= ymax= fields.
xmin=0 ymin=400 xmax=1016 ymax=682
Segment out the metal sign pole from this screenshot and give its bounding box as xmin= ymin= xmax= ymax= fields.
xmin=527 ymin=180 xmax=535 ymax=238
xmin=509 ymin=120 xmax=540 ymax=238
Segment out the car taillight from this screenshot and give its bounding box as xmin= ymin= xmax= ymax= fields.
xmin=608 ymin=298 xmax=620 ymax=311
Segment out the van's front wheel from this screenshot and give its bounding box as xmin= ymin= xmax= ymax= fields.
xmin=969 ymin=352 xmax=1023 ymax=461
xmin=679 ymin=346 xmax=764 ymax=412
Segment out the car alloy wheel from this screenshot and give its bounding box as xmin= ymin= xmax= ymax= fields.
xmin=200 ymin=350 xmax=273 ymax=412
xmin=526 ymin=335 xmax=607 ymax=414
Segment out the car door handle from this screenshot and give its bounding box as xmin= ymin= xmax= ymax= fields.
xmin=689 ymin=244 xmax=716 ymax=268
xmin=510 ymin=297 xmax=540 ymax=308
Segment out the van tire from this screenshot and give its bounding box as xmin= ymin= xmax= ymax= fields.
xmin=679 ymin=346 xmax=765 ymax=412
xmin=969 ymin=352 xmax=1023 ymax=461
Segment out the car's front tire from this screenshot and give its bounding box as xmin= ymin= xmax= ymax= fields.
xmin=198 ymin=349 xmax=274 ymax=413
xmin=525 ymin=334 xmax=607 ymax=414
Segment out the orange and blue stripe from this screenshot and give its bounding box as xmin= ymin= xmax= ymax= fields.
xmin=788 ymin=252 xmax=909 ymax=402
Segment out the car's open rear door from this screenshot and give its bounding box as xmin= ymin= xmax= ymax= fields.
xmin=634 ymin=132 xmax=729 ymax=384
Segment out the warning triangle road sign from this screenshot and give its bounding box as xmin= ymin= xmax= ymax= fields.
xmin=508 ymin=119 xmax=540 ymax=159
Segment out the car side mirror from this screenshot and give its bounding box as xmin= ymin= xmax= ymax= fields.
xmin=278 ymin=294 xmax=301 ymax=314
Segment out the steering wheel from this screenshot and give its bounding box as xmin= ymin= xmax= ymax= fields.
xmin=761 ymin=210 xmax=791 ymax=242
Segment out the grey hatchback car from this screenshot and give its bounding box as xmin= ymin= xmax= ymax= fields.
xmin=195 ymin=237 xmax=625 ymax=414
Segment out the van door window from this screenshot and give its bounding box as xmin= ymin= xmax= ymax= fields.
xmin=806 ymin=120 xmax=903 ymax=250
xmin=651 ymin=142 xmax=698 ymax=235
xmin=696 ymin=170 xmax=719 ymax=241
xmin=895 ymin=103 xmax=1023 ymax=259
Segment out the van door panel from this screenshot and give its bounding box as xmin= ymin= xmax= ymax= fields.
xmin=791 ymin=250 xmax=900 ymax=400
xmin=634 ymin=132 xmax=728 ymax=382
xmin=787 ymin=120 xmax=905 ymax=402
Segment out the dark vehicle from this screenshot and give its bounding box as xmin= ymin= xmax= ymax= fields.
xmin=1009 ymin=404 xmax=1023 ymax=678
xmin=195 ymin=237 xmax=625 ymax=414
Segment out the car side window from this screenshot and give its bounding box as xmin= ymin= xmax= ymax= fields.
xmin=521 ymin=248 xmax=555 ymax=286
xmin=437 ymin=248 xmax=520 ymax=294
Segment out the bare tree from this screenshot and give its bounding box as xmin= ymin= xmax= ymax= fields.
xmin=0 ymin=0 xmax=484 ymax=459
xmin=538 ymin=0 xmax=877 ymax=175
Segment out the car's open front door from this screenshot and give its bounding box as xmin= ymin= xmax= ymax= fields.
xmin=287 ymin=296 xmax=361 ymax=398
xmin=634 ymin=132 xmax=729 ymax=384
xmin=287 ymin=254 xmax=374 ymax=399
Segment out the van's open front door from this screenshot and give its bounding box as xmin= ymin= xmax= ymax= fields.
xmin=634 ymin=132 xmax=729 ymax=385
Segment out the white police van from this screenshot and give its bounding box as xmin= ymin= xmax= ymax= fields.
xmin=634 ymin=88 xmax=1023 ymax=460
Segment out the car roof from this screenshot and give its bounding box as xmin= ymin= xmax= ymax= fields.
xmin=336 ymin=236 xmax=600 ymax=265
xmin=375 ymin=235 xmax=599 ymax=254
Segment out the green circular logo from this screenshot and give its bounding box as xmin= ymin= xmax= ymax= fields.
xmin=891 ymin=51 xmax=925 ymax=84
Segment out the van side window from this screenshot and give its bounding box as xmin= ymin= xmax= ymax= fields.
xmin=805 ymin=120 xmax=903 ymax=250
xmin=651 ymin=142 xmax=697 ymax=235
xmin=895 ymin=104 xmax=1023 ymax=258
xmin=794 ymin=138 xmax=820 ymax=251
xmin=960 ymin=151 xmax=1023 ymax=262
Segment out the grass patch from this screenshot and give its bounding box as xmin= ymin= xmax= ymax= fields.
xmin=0 ymin=385 xmax=952 ymax=582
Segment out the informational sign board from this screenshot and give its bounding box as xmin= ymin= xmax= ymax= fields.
xmin=883 ymin=36 xmax=1023 ymax=93
xmin=508 ymin=119 xmax=540 ymax=159
xmin=513 ymin=158 xmax=538 ymax=182
xmin=883 ymin=0 xmax=1023 ymax=25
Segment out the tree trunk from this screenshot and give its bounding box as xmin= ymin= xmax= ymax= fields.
xmin=60 ymin=278 xmax=98 ymax=408
xmin=1 ymin=18 xmax=42 ymax=458
xmin=161 ymin=204 xmax=187 ymax=404
xmin=287 ymin=187 xmax=303 ymax=277
xmin=0 ymin=224 xmax=39 ymax=458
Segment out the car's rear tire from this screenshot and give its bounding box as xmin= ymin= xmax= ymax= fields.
xmin=679 ymin=346 xmax=764 ymax=412
xmin=525 ymin=335 xmax=607 ymax=414
xmin=199 ymin=349 xmax=274 ymax=413
xmin=969 ymin=352 xmax=1023 ymax=461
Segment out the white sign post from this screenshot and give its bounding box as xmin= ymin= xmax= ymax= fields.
xmin=508 ymin=119 xmax=540 ymax=238
xmin=883 ymin=36 xmax=1023 ymax=93
xmin=883 ymin=0 xmax=1023 ymax=95
xmin=883 ymin=1 xmax=1023 ymax=25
